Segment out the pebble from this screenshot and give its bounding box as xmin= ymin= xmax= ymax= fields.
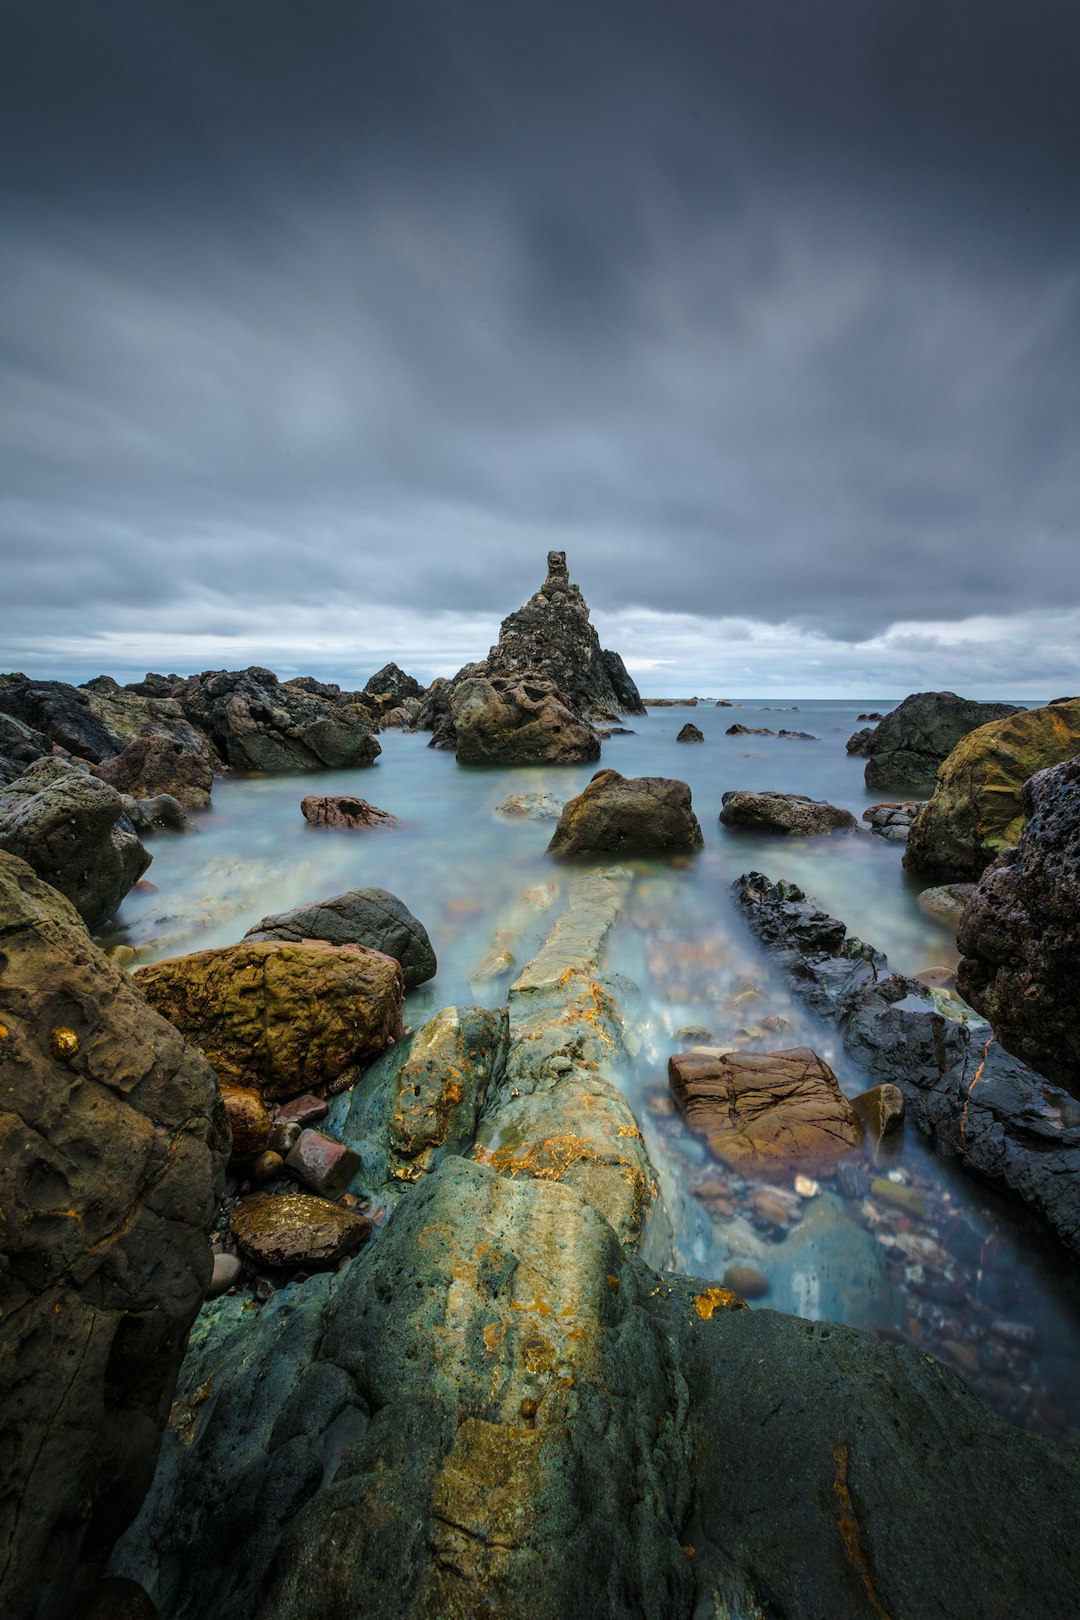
xmin=207 ymin=1252 xmax=242 ymax=1299
xmin=723 ymin=1263 xmax=769 ymax=1300
xmin=793 ymin=1174 xmax=820 ymax=1198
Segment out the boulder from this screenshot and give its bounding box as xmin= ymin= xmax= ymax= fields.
xmin=845 ymin=726 xmax=876 ymax=755
xmin=957 ymin=754 xmax=1080 ymax=1095
xmin=229 ymin=1191 xmax=371 ymax=1269
xmin=719 ymin=791 xmax=856 ymax=835
xmin=177 ymin=667 xmax=381 ymax=771
xmin=0 ymin=710 xmax=53 ymax=783
xmin=451 ymin=674 xmax=601 ymax=765
xmin=548 ymin=769 xmax=704 ymax=858
xmin=80 ymin=681 xmax=220 ymax=768
xmin=905 ymin=700 xmax=1080 ymax=880
xmin=668 ymin=1046 xmax=864 ymax=1179
xmin=133 ymin=940 xmax=404 ymax=1101
xmin=676 ymin=722 xmax=704 ymax=742
xmin=0 ymin=852 xmax=226 ymax=1620
xmin=918 ymin=883 xmax=976 ymax=928
xmin=0 ymin=758 xmax=151 ymax=929
xmin=300 ymin=795 xmax=400 ymax=829
xmin=0 ymin=673 xmax=123 ymax=763
xmin=92 ymin=735 xmax=215 ymax=810
xmin=244 ymin=887 xmax=436 ymax=989
xmin=363 ymin=662 xmax=426 ymax=705
xmin=118 ymin=793 xmax=191 ymax=836
xmin=863 ymin=691 xmax=1022 ymax=795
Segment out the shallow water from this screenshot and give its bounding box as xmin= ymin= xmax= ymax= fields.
xmin=105 ymin=699 xmax=1080 ymax=1441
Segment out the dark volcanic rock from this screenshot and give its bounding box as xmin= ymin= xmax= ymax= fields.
xmin=599 ymin=648 xmax=646 ymax=715
xmin=363 ymin=662 xmax=426 ymax=705
xmin=92 ymin=734 xmax=215 ymax=811
xmin=177 ymin=667 xmax=380 ymax=771
xmin=719 ymin=791 xmax=856 ymax=835
xmin=0 ymin=852 xmax=226 ymax=1620
xmin=845 ymin=726 xmax=876 ymax=756
xmin=451 ymin=674 xmax=601 ymax=765
xmin=863 ymin=690 xmax=1021 ymax=795
xmin=0 ymin=758 xmax=151 ymax=928
xmin=676 ymin=722 xmax=704 ymax=742
xmin=0 ymin=673 xmax=123 ymax=763
xmin=300 ymin=795 xmax=400 ymax=829
xmin=733 ymin=871 xmax=1080 ymax=1252
xmin=0 ymin=710 xmax=53 ymax=782
xmin=726 ymin=722 xmax=774 ymax=736
xmin=548 ymin=768 xmax=704 ymax=857
xmin=245 ymin=887 xmax=436 ymax=989
xmin=957 ymin=754 xmax=1080 ymax=1095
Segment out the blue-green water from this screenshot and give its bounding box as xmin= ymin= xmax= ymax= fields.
xmin=104 ymin=700 xmax=1080 ymax=1440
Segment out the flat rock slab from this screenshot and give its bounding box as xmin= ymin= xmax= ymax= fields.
xmin=720 ymin=791 xmax=856 ymax=835
xmin=669 ymin=1046 xmax=864 ymax=1180
xmin=230 ymin=1191 xmax=371 ymax=1269
xmin=300 ymin=795 xmax=400 ymax=829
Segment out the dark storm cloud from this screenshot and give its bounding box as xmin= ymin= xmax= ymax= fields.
xmin=2 ymin=0 xmax=1079 ymax=675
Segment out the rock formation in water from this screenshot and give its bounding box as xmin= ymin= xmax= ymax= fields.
xmin=176 ymin=667 xmax=381 ymax=772
xmin=452 ymin=673 xmax=602 ymax=765
xmin=548 ymin=769 xmax=704 ymax=856
xmin=245 ymin=887 xmax=437 ymax=989
xmin=0 ymin=851 xmax=227 ymax=1620
xmin=860 ymin=691 xmax=1021 ymax=795
xmin=719 ymin=790 xmax=856 ymax=835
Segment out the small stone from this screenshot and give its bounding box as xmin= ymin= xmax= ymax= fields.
xmin=108 ymin=944 xmax=138 ymax=966
xmin=207 ymin=1252 xmax=242 ymax=1299
xmin=760 ymin=1014 xmax=792 ymax=1033
xmin=914 ymin=965 xmax=957 ymax=990
xmin=250 ymin=1149 xmax=284 ymax=1187
xmin=49 ymin=1026 xmax=79 ymax=1060
xmin=220 ymin=1084 xmax=272 ymax=1160
xmin=267 ymin=1121 xmax=302 ymax=1156
xmin=748 ymin=1188 xmax=793 ymax=1229
xmin=300 ymin=795 xmax=400 ymax=830
xmin=284 ymin=1129 xmax=362 ymax=1197
xmin=836 ymin=1161 xmax=870 ymax=1200
xmin=870 ymin=1176 xmax=927 ymax=1216
xmin=793 ymin=1174 xmax=820 ymax=1198
xmin=723 ymin=1263 xmax=769 ymax=1299
xmin=273 ymin=1092 xmax=330 ymax=1127
xmin=852 ymin=1083 xmax=906 ymax=1149
xmin=675 ymin=1025 xmax=714 ymax=1042
xmin=231 ymin=1191 xmax=372 ymax=1269
xmin=941 ymin=1340 xmax=981 ymax=1378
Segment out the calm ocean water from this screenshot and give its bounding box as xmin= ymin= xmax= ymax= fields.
xmin=103 ymin=699 xmax=1080 ymax=1440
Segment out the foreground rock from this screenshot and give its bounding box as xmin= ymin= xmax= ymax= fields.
xmin=451 ymin=674 xmax=601 ymax=765
xmin=244 ymin=887 xmax=436 ymax=989
xmin=92 ymin=734 xmax=215 ymax=810
xmin=719 ymin=790 xmax=856 ymax=835
xmin=177 ymin=667 xmax=381 ymax=771
xmin=905 ymin=699 xmax=1080 ymax=879
xmin=134 ymin=941 xmax=403 ymax=1100
xmin=734 ymin=871 xmax=1080 ymax=1252
xmin=669 ymin=1047 xmax=863 ymax=1179
xmin=0 ymin=758 xmax=151 ymax=928
xmin=957 ymin=755 xmax=1080 ymax=1096
xmin=862 ymin=691 xmax=1021 ymax=795
xmin=0 ymin=852 xmax=226 ymax=1620
xmin=300 ymin=794 xmax=400 ymax=829
xmin=548 ymin=769 xmax=704 ymax=858
xmin=230 ymin=1191 xmax=371 ymax=1269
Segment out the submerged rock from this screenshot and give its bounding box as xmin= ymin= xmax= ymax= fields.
xmin=134 ymin=940 xmax=404 ymax=1100
xmin=862 ymin=690 xmax=1021 ymax=796
xmin=0 ymin=852 xmax=226 ymax=1620
xmin=726 ymin=722 xmax=774 ymax=736
xmin=245 ymin=887 xmax=436 ymax=989
xmin=494 ymin=790 xmax=564 ymax=820
xmin=719 ymin=790 xmax=856 ymax=836
xmin=300 ymin=794 xmax=401 ymax=829
xmin=845 ymin=726 xmax=876 ymax=756
xmin=548 ymin=769 xmax=704 ymax=858
xmin=451 ymin=674 xmax=601 ymax=765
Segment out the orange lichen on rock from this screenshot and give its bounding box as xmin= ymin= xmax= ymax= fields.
xmin=691 ymin=1286 xmax=747 ymax=1320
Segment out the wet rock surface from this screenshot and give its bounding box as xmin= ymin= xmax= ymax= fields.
xmin=176 ymin=667 xmax=381 ymax=771
xmin=548 ymin=769 xmax=704 ymax=858
xmin=134 ymin=940 xmax=404 ymax=1100
xmin=905 ymin=699 xmax=1080 ymax=880
xmin=957 ymin=754 xmax=1080 ymax=1096
xmin=0 ymin=757 xmax=151 ymax=929
xmin=734 ymin=871 xmax=1080 ymax=1253
xmin=862 ymin=690 xmax=1021 ymax=796
xmin=244 ymin=887 xmax=436 ymax=989
xmin=494 ymin=790 xmax=564 ymax=820
xmin=230 ymin=1190 xmax=371 ymax=1268
xmin=299 ymin=794 xmax=400 ymax=829
xmin=0 ymin=673 xmax=125 ymax=763
xmin=0 ymin=852 xmax=226 ymax=1620
xmin=451 ymin=673 xmax=602 ymax=765
xmin=719 ymin=790 xmax=857 ymax=835
xmin=861 ymin=800 xmax=923 ymax=841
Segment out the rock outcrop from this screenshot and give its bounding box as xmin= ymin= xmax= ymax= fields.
xmin=548 ymin=769 xmax=704 ymax=858
xmin=92 ymin=735 xmax=215 ymax=811
xmin=0 ymin=711 xmax=55 ymax=783
xmin=133 ymin=940 xmax=404 ymax=1101
xmin=244 ymin=888 xmax=437 ymax=989
xmin=957 ymin=754 xmax=1080 ymax=1096
xmin=905 ymin=699 xmax=1080 ymax=879
xmin=0 ymin=852 xmax=227 ymax=1620
xmin=363 ymin=663 xmax=426 ymax=706
xmin=845 ymin=726 xmax=876 ymax=755
xmin=0 ymin=758 xmax=151 ymax=929
xmin=451 ymin=674 xmax=601 ymax=765
xmin=733 ymin=872 xmax=1080 ymax=1253
xmin=176 ymin=667 xmax=381 ymax=772
xmin=80 ymin=678 xmax=220 ymax=767
xmin=676 ymin=722 xmax=704 ymax=742
xmin=719 ymin=791 xmax=856 ymax=836
xmin=0 ymin=673 xmax=124 ymax=763
xmin=862 ymin=691 xmax=1021 ymax=795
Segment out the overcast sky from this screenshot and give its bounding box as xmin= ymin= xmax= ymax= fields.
xmin=3 ymin=2 xmax=1079 ymax=696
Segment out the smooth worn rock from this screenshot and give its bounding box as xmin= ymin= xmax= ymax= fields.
xmin=93 ymin=735 xmax=215 ymax=811
xmin=451 ymin=674 xmax=601 ymax=765
xmin=548 ymin=769 xmax=704 ymax=858
xmin=669 ymin=1046 xmax=864 ymax=1180
xmin=229 ymin=1192 xmax=371 ymax=1269
xmin=863 ymin=690 xmax=1021 ymax=796
xmin=904 ymin=700 xmax=1080 ymax=880
xmin=676 ymin=722 xmax=704 ymax=742
xmin=249 ymin=1150 xmax=285 ymax=1187
xmin=0 ymin=852 xmax=226 ymax=1620
xmin=244 ymin=887 xmax=436 ymax=990
xmin=917 ymin=882 xmax=975 ymax=928
xmin=494 ymin=790 xmax=564 ymax=821
xmin=722 ymin=1263 xmax=768 ymax=1299
xmin=300 ymin=794 xmax=400 ymax=829
xmin=957 ymin=754 xmax=1080 ymax=1095
xmin=219 ymin=1083 xmax=272 ymax=1159
xmin=177 ymin=667 xmax=381 ymax=772
xmin=719 ymin=790 xmax=857 ymax=836
xmin=851 ymin=1082 xmax=906 ymax=1148
xmin=0 ymin=757 xmax=151 ymax=929
xmin=273 ymin=1092 xmax=329 ymax=1127
xmin=284 ymin=1130 xmax=363 ymax=1197
xmin=207 ymin=1253 xmax=242 ymax=1299
xmin=134 ymin=940 xmax=403 ymax=1101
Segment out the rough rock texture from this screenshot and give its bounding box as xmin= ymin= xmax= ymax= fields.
xmin=134 ymin=941 xmax=404 ymax=1101
xmin=451 ymin=674 xmax=601 ymax=765
xmin=176 ymin=667 xmax=380 ymax=772
xmin=118 ymin=794 xmax=190 ymax=837
xmin=0 ymin=673 xmax=123 ymax=763
xmin=244 ymin=887 xmax=436 ymax=989
xmin=363 ymin=663 xmax=425 ymax=705
xmin=861 ymin=800 xmax=922 ymax=841
xmin=599 ymin=648 xmax=645 ymax=714
xmin=905 ymin=700 xmax=1080 ymax=880
xmin=734 ymin=871 xmax=1080 ymax=1253
xmin=957 ymin=754 xmax=1080 ymax=1095
xmin=548 ymin=769 xmax=704 ymax=858
xmin=230 ymin=1191 xmax=370 ymax=1269
xmin=0 ymin=758 xmax=151 ymax=929
xmin=299 ymin=795 xmax=400 ymax=829
xmin=93 ymin=736 xmax=215 ymax=811
xmin=0 ymin=852 xmax=227 ymax=1620
xmin=669 ymin=1047 xmax=863 ymax=1179
xmin=845 ymin=727 xmax=876 ymax=755
xmin=676 ymin=722 xmax=704 ymax=742
xmin=863 ymin=691 xmax=1021 ymax=795
xmin=719 ymin=791 xmax=856 ymax=836
xmin=0 ymin=710 xmax=54 ymax=783
xmin=80 ymin=681 xmax=220 ymax=769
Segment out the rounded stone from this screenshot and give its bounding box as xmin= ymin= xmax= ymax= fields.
xmin=220 ymin=1084 xmax=272 ymax=1159
xmin=723 ymin=1263 xmax=769 ymax=1300
xmin=207 ymin=1252 xmax=242 ymax=1299
xmin=230 ymin=1191 xmax=372 ymax=1270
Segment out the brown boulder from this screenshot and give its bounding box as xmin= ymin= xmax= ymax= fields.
xmin=230 ymin=1191 xmax=371 ymax=1269
xmin=219 ymin=1084 xmax=272 ymax=1160
xmin=93 ymin=735 xmax=215 ymax=811
xmin=300 ymin=795 xmax=400 ymax=829
xmin=548 ymin=769 xmax=704 ymax=858
xmin=668 ymin=1046 xmax=863 ymax=1180
xmin=134 ymin=940 xmax=403 ymax=1101
xmin=0 ymin=852 xmax=226 ymax=1620
xmin=719 ymin=791 xmax=856 ymax=836
xmin=451 ymin=674 xmax=601 ymax=765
